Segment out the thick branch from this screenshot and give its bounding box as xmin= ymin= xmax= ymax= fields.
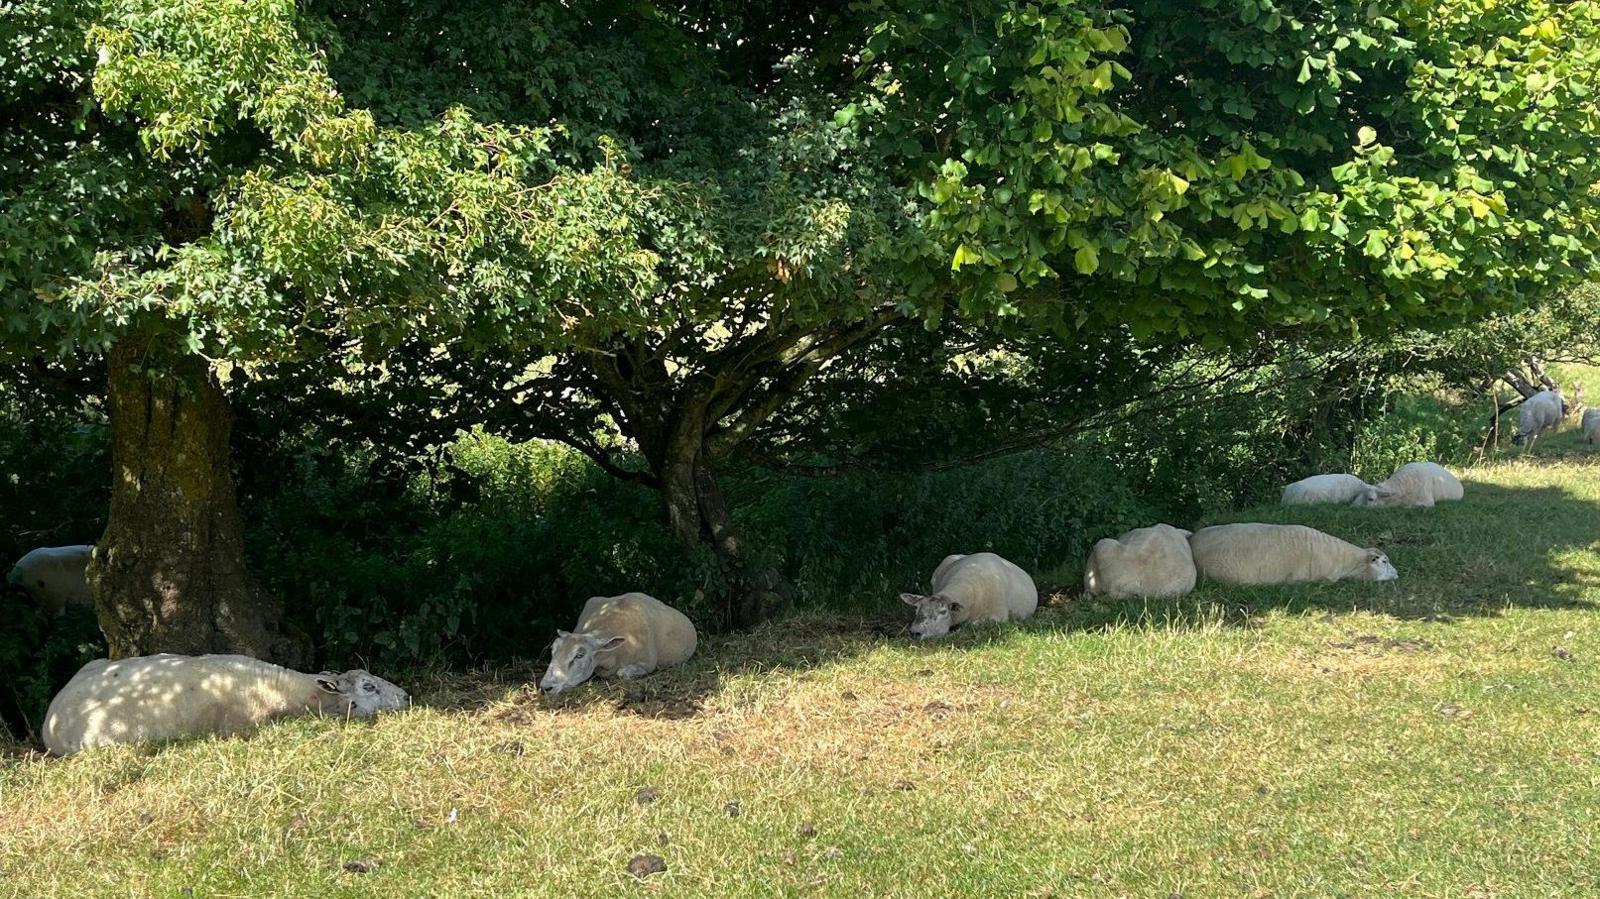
xmin=705 ymin=307 xmax=901 ymax=460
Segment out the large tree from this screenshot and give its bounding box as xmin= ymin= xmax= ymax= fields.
xmin=3 ymin=0 xmax=1597 ymax=641
xmin=308 ymin=0 xmax=1598 ymax=624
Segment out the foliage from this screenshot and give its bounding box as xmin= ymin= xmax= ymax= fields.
xmin=5 ymin=0 xmax=1599 ymax=634
xmin=0 ymin=385 xmax=108 ymax=738
xmin=864 ymin=0 xmax=1600 ymax=338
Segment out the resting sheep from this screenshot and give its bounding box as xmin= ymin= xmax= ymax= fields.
xmin=1281 ymin=474 xmax=1370 ymax=506
xmin=901 ymin=552 xmax=1038 ymax=639
xmin=1583 ymin=408 xmax=1599 ymax=445
xmin=1353 ymin=461 xmax=1464 ymax=508
xmin=539 ymin=592 xmax=697 ymax=694
xmin=42 ymin=653 xmax=409 ymax=757
xmin=6 ymin=544 xmax=93 ymax=616
xmin=1083 ymin=524 xmax=1196 ymax=599
xmin=1188 ymin=523 xmax=1398 ymax=585
xmin=1513 ymin=389 xmax=1563 ymax=449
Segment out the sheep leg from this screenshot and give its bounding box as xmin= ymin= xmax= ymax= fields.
xmin=618 ymin=664 xmax=651 ymax=680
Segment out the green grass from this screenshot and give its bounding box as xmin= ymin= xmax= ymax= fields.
xmin=4 ymin=456 xmax=1600 ymax=897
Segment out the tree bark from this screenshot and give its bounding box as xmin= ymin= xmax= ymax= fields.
xmin=89 ymin=342 xmax=309 ymax=666
xmin=654 ymin=413 xmax=792 ymax=630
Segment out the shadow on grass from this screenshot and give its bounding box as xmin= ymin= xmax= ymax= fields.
xmin=429 ymin=467 xmax=1600 ymax=721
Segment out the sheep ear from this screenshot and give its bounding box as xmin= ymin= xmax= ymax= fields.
xmin=899 ymin=593 xmax=924 ymax=606
xmin=315 ymin=677 xmax=340 ymax=695
xmin=556 ymin=629 xmax=571 ymax=639
xmin=598 ymin=635 xmax=627 ymax=651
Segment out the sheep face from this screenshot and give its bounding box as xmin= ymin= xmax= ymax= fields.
xmin=540 ymin=631 xmax=626 ymax=694
xmin=315 ymin=670 xmax=409 ymax=717
xmin=1352 ymin=485 xmax=1399 ymax=507
xmin=1361 ymin=550 xmax=1399 ymax=582
xmin=900 ymin=593 xmax=962 ymax=639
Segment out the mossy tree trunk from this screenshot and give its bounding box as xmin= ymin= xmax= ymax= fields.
xmin=87 ymin=341 xmax=308 ymax=666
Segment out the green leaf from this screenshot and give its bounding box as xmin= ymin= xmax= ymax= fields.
xmin=1074 ymin=244 xmax=1100 ymax=275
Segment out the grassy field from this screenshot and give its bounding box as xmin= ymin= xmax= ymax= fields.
xmin=3 ymin=449 xmax=1599 ymax=897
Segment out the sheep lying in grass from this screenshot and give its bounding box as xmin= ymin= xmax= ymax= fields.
xmin=42 ymin=654 xmax=409 ymax=757
xmin=539 ymin=593 xmax=697 ymax=694
xmin=1281 ymin=474 xmax=1371 ymax=506
xmin=1513 ymin=389 xmax=1563 ymax=449
xmin=1188 ymin=523 xmax=1398 ymax=585
xmin=1583 ymin=408 xmax=1599 ymax=444
xmin=6 ymin=545 xmax=93 ymax=616
xmin=1083 ymin=524 xmax=1196 ymax=599
xmin=901 ymin=552 xmax=1038 ymax=639
xmin=1353 ymin=461 xmax=1464 ymax=508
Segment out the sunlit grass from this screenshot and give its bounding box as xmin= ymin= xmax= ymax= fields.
xmin=3 ymin=458 xmax=1599 ymax=897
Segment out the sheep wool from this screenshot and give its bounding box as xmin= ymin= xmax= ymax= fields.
xmin=1083 ymin=524 xmax=1196 ymax=598
xmin=1280 ymin=474 xmax=1370 ymax=506
xmin=1514 ymin=389 xmax=1563 ymax=447
xmin=1355 ymin=461 xmax=1463 ymax=508
xmin=1189 ymin=523 xmax=1398 ymax=585
xmin=42 ymin=654 xmax=409 ymax=756
xmin=6 ymin=545 xmax=93 ymax=617
xmin=902 ymin=552 xmax=1038 ymax=638
xmin=540 ymin=593 xmax=698 ymax=693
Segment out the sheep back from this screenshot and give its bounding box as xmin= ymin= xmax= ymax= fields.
xmin=575 ymin=592 xmax=698 ymax=675
xmin=42 ymin=654 xmax=322 ymax=756
xmin=1189 ymin=523 xmax=1371 ymax=585
xmin=1084 ymin=524 xmax=1196 ymax=598
xmin=932 ymin=552 xmax=1038 ymax=624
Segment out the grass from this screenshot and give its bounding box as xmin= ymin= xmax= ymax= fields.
xmin=3 ymin=455 xmax=1600 ymax=897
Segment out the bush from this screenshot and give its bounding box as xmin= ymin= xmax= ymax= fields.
xmin=0 ymin=389 xmax=109 ymax=738
xmin=245 ymin=430 xmax=709 ymax=670
xmin=1349 ymin=385 xmax=1482 ymax=481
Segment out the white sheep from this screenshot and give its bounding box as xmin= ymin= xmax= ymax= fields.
xmin=1582 ymin=408 xmax=1599 ymax=444
xmin=42 ymin=653 xmax=409 ymax=756
xmin=1281 ymin=474 xmax=1371 ymax=506
xmin=900 ymin=552 xmax=1038 ymax=639
xmin=539 ymin=593 xmax=697 ymax=694
xmin=6 ymin=544 xmax=93 ymax=616
xmin=1083 ymin=524 xmax=1196 ymax=599
xmin=1352 ymin=461 xmax=1464 ymax=508
xmin=1188 ymin=523 xmax=1398 ymax=585
xmin=1513 ymin=389 xmax=1563 ymax=449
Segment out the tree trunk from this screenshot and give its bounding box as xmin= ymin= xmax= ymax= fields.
xmin=89 ymin=342 xmax=309 ymax=666
xmin=654 ymin=417 xmax=791 ymax=630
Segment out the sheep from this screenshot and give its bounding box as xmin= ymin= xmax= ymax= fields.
xmin=1583 ymin=408 xmax=1600 ymax=445
xmin=539 ymin=592 xmax=697 ymax=694
xmin=1352 ymin=461 xmax=1464 ymax=509
xmin=1188 ymin=523 xmax=1398 ymax=585
xmin=900 ymin=552 xmax=1038 ymax=639
xmin=1281 ymin=474 xmax=1371 ymax=506
xmin=6 ymin=544 xmax=93 ymax=616
xmin=1083 ymin=524 xmax=1196 ymax=599
xmin=41 ymin=653 xmax=408 ymax=757
xmin=1513 ymin=389 xmax=1563 ymax=449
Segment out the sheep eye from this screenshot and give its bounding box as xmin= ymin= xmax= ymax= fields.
xmin=362 ymin=682 xmax=377 ymax=693
xmin=574 ymin=649 xmax=586 ymax=660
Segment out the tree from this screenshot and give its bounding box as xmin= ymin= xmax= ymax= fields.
xmin=311 ymin=0 xmax=1598 ymax=624
xmin=4 ymin=0 xmax=1597 ymax=640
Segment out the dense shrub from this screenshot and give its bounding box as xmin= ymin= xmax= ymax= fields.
xmin=0 ymin=390 xmax=110 ymax=739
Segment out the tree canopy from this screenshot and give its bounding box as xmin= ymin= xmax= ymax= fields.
xmin=1 ymin=0 xmax=1596 ymax=637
